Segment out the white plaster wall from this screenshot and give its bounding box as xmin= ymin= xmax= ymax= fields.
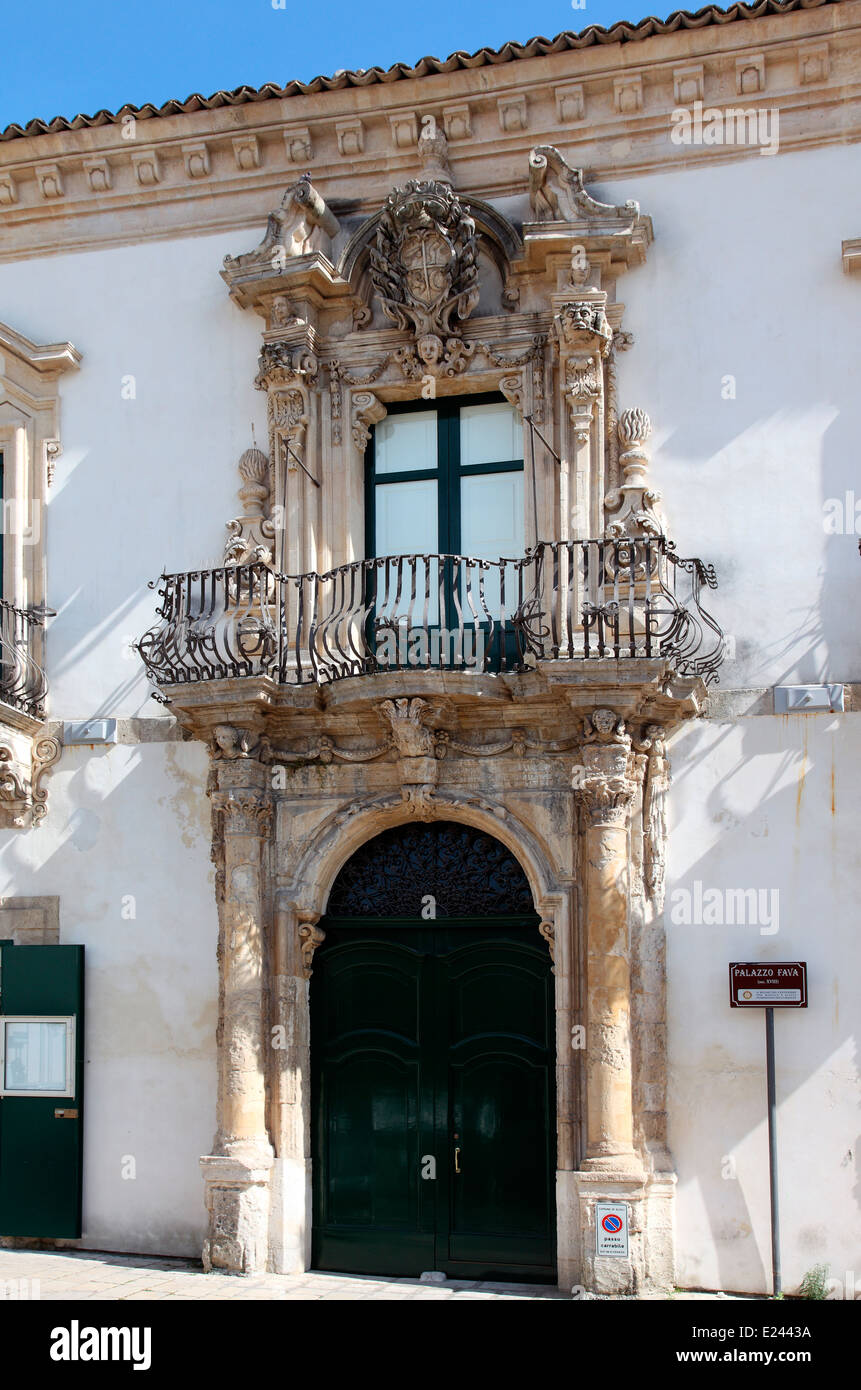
xmin=599 ymin=142 xmax=861 ymax=690
xmin=0 ymin=140 xmax=858 ymax=1280
xmin=666 ymin=711 xmax=861 ymax=1295
xmin=0 ymin=227 xmax=267 ymax=718
xmin=0 ymin=740 xmax=216 ymax=1256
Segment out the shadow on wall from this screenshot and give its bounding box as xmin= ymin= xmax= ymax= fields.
xmin=664 ymin=712 xmax=860 ymax=1295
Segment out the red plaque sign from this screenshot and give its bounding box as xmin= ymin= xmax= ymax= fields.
xmin=729 ymin=961 xmax=807 ymax=1008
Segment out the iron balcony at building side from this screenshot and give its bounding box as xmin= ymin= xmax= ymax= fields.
xmin=0 ymin=599 xmax=50 ymax=718
xmin=137 ymin=537 xmax=725 ymax=693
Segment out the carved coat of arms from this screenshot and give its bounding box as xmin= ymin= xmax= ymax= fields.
xmin=369 ymin=180 xmax=479 ymax=367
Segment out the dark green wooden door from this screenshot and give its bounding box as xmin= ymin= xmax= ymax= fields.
xmin=312 ymin=921 xmax=555 ymax=1281
xmin=0 ymin=943 xmax=85 ymax=1237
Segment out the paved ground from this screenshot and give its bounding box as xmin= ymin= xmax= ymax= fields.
xmin=0 ymin=1249 xmax=575 ymax=1300
xmin=0 ymin=1247 xmax=757 ymax=1301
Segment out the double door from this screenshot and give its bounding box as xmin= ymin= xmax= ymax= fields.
xmin=311 ymin=921 xmax=555 ymax=1281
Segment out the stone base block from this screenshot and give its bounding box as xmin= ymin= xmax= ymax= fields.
xmin=200 ymin=1151 xmax=274 ymax=1275
xmin=572 ymin=1167 xmax=676 ymax=1295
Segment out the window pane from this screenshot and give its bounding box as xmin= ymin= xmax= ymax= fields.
xmin=459 ymin=403 xmax=522 ymax=467
xmin=460 ymin=472 xmax=524 ymax=616
xmin=374 ymin=411 xmax=438 ymax=474
xmin=375 ymin=478 xmax=438 ymax=555
xmin=460 ymin=471 xmax=524 ymax=561
xmin=375 ymin=479 xmax=440 ymax=625
xmin=4 ymin=1021 xmax=68 ymax=1092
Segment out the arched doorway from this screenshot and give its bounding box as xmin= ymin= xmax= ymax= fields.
xmin=311 ymin=821 xmax=556 ymax=1282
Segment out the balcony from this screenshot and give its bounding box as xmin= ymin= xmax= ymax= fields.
xmin=0 ymin=600 xmax=49 ymax=719
xmin=137 ymin=537 xmax=725 ymax=693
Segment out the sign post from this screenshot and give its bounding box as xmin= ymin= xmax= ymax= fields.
xmin=729 ymin=961 xmax=807 ymax=1298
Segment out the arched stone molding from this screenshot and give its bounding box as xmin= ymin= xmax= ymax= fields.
xmin=281 ymin=787 xmax=563 ymax=923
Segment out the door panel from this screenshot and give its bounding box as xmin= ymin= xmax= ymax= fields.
xmin=0 ymin=944 xmax=85 ymax=1238
xmin=312 ymin=923 xmax=555 ymax=1281
xmin=312 ymin=937 xmax=435 ymax=1275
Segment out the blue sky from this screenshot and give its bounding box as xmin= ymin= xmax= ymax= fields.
xmin=1 ymin=0 xmax=677 ymax=131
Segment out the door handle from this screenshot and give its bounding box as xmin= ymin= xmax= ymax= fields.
xmin=454 ymin=1145 xmax=461 ymax=1174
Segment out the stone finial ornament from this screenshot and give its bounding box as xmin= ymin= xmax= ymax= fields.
xmin=224 ymin=174 xmax=339 ymax=270
xmin=604 ymin=409 xmax=664 ymax=539
xmin=528 ymin=145 xmax=641 ymax=223
xmin=418 ymin=114 xmax=453 ymax=185
xmin=224 ymin=447 xmax=276 ymax=566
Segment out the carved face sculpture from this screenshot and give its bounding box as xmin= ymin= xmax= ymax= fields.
xmin=593 ymin=708 xmax=618 ymax=738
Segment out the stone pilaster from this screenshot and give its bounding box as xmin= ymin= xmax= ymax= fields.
xmin=201 ymin=726 xmax=274 ymax=1274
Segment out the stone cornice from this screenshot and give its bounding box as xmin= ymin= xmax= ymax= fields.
xmin=0 ymin=321 xmax=82 ymax=375
xmin=0 ymin=2 xmax=858 ymax=262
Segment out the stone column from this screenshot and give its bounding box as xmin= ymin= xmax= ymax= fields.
xmin=201 ymin=726 xmax=275 ymax=1274
xmin=573 ymin=708 xmax=648 ymax=1295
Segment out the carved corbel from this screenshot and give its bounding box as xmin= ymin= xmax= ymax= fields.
xmin=298 ymin=915 xmax=326 ymax=979
xmin=538 ymin=919 xmax=557 ymax=972
xmin=0 ymin=735 xmax=61 ymax=829
xmin=604 ymin=409 xmax=664 ymax=539
xmin=31 ymin=736 xmax=62 ymax=826
xmin=499 ymin=373 xmax=525 ymax=418
xmin=352 ymin=390 xmax=387 ymax=452
xmin=378 ymin=697 xmax=439 ymax=821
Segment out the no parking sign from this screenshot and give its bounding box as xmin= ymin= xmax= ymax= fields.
xmin=595 ymin=1202 xmax=629 ymax=1257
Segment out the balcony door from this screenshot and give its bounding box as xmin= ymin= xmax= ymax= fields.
xmin=365 ymin=397 xmax=524 ymax=668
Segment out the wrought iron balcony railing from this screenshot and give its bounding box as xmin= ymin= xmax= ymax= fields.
xmin=0 ymin=600 xmax=49 ymax=718
xmin=138 ymin=538 xmax=725 ymax=693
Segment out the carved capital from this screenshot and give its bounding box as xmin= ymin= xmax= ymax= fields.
xmin=575 ymin=772 xmax=637 ymax=828
xmin=215 ymin=792 xmax=273 ymax=839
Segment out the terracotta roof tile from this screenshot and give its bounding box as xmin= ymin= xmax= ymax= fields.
xmin=0 ymin=0 xmax=843 ymax=141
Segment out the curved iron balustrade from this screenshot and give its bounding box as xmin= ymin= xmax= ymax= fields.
xmin=0 ymin=600 xmax=49 ymax=717
xmin=137 ymin=538 xmax=725 ymax=693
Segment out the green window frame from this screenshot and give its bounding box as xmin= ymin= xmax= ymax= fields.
xmin=364 ymin=393 xmax=524 ymax=561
